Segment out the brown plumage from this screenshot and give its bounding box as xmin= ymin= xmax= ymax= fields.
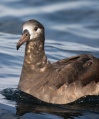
xmin=16 ymin=19 xmax=99 ymax=104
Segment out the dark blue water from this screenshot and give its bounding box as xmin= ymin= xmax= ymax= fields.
xmin=0 ymin=0 xmax=99 ymax=119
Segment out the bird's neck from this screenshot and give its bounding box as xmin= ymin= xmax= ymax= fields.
xmin=23 ymin=38 xmax=51 ymax=71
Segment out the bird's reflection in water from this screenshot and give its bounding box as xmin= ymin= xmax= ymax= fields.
xmin=15 ymin=93 xmax=99 ymax=118
xmin=1 ymin=88 xmax=99 ymax=119
xmin=16 ymin=103 xmax=83 ymax=119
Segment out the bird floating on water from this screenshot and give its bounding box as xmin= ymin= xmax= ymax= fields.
xmin=16 ymin=19 xmax=99 ymax=104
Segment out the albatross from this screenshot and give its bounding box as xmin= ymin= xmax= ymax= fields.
xmin=16 ymin=19 xmax=99 ymax=104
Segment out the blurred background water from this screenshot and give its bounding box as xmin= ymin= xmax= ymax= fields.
xmin=0 ymin=0 xmax=99 ymax=119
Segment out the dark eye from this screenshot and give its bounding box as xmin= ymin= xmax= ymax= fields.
xmin=34 ymin=27 xmax=38 ymax=31
xmin=26 ymin=34 xmax=28 ymax=36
